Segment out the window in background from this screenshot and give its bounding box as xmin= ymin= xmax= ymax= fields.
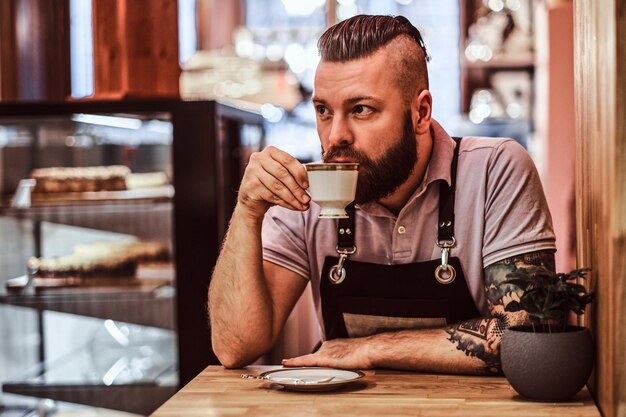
xmin=69 ymin=0 xmax=94 ymax=99
xmin=178 ymin=0 xmax=198 ymax=64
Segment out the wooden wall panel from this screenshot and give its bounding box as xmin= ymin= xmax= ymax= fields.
xmin=575 ymin=1 xmax=626 ymax=416
xmin=92 ymin=0 xmax=180 ymax=98
xmin=0 ymin=0 xmax=18 ymax=100
xmin=0 ymin=0 xmax=70 ymax=101
xmin=92 ymin=0 xmax=125 ymax=96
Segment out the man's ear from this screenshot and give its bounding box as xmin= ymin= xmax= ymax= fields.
xmin=412 ymin=90 xmax=432 ymax=134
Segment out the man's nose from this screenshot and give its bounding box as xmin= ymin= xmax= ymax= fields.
xmin=326 ymin=116 xmax=354 ymax=148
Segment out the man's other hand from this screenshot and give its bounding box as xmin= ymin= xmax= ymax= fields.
xmin=281 ymin=338 xmax=374 ymax=370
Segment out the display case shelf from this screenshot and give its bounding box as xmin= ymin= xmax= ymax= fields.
xmin=0 ymin=200 xmax=173 ymax=236
xmin=0 ymin=281 xmax=175 ymax=330
xmin=2 ymin=383 xmax=176 ymax=416
xmin=2 ymin=345 xmax=177 ymax=415
xmin=0 ymin=405 xmax=39 ymax=416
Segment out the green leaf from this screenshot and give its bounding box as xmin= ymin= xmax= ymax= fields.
xmin=565 ymin=283 xmax=588 ymax=294
xmin=502 ymin=266 xmax=595 ymax=328
xmin=520 ymin=296 xmax=542 ymax=315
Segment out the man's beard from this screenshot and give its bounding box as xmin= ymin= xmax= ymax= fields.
xmin=322 ymin=112 xmax=418 ymax=205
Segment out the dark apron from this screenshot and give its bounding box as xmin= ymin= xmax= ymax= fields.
xmin=320 ymin=138 xmax=481 ymax=340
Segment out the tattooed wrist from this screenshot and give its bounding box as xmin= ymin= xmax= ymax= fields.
xmin=446 ymin=318 xmax=503 ymax=374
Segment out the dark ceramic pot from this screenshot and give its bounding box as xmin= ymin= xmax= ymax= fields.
xmin=501 ymin=325 xmax=594 ymax=402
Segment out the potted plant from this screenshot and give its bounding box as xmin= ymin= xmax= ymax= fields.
xmin=498 ymin=266 xmax=594 ymax=402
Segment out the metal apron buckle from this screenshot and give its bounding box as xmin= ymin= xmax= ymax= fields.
xmin=328 ymin=245 xmax=357 ymax=285
xmin=435 ymin=237 xmax=456 ymax=284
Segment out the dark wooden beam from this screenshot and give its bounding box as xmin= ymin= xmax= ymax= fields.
xmin=92 ymin=0 xmax=180 ymax=98
xmin=0 ymin=0 xmax=71 ymax=101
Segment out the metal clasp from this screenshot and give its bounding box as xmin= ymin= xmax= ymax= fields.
xmin=435 ymin=237 xmax=456 ymax=284
xmin=436 ymin=236 xmax=456 ymax=250
xmin=328 ymin=245 xmax=356 ymax=285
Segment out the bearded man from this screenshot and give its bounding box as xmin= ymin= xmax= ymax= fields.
xmin=208 ymin=14 xmax=556 ymax=375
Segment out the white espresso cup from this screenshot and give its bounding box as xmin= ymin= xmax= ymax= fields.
xmin=305 ymin=162 xmax=359 ymax=218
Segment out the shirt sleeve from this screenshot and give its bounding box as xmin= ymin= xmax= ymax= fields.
xmin=261 ymin=206 xmax=311 ymax=280
xmin=482 ymin=139 xmax=557 ymax=266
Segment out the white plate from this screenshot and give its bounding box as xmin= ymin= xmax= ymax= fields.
xmin=258 ymin=367 xmax=365 ymax=392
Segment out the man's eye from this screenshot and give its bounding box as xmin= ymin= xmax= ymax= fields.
xmin=316 ymin=105 xmax=328 ymax=115
xmin=353 ymin=105 xmax=372 ymax=115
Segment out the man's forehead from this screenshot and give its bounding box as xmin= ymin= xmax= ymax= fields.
xmin=313 ymin=52 xmax=401 ymax=100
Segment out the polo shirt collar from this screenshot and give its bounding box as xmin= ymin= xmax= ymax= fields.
xmin=425 ymin=119 xmax=456 ymax=189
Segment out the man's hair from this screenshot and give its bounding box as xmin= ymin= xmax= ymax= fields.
xmin=318 ymin=15 xmax=430 ymax=100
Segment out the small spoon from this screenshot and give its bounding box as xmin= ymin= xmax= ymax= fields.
xmin=241 ymin=374 xmax=335 ymax=384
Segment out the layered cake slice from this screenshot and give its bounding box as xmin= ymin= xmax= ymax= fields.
xmin=31 ymin=165 xmax=131 ymax=193
xmin=28 ymin=241 xmax=170 ymax=279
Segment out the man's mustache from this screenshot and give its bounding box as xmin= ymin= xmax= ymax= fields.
xmin=322 ymin=146 xmax=368 ymax=163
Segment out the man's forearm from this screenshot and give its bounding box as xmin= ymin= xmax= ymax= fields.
xmin=368 ymin=318 xmax=503 ymax=375
xmin=208 ymin=205 xmax=274 ymax=368
xmin=283 ymin=317 xmax=504 ymax=375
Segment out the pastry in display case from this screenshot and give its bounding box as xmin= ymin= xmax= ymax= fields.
xmin=0 ymin=99 xmax=263 ymax=415
xmin=2 ymin=240 xmax=172 ymax=293
xmin=31 ymin=165 xmax=131 ymax=193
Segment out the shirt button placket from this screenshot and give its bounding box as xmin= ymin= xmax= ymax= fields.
xmin=392 ymin=224 xmax=411 ymax=261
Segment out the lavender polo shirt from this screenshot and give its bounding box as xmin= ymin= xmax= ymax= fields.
xmin=262 ymin=120 xmax=556 ymax=328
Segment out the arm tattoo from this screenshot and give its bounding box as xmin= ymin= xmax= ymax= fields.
xmin=446 ymin=250 xmax=555 ymax=375
xmin=483 ymin=249 xmax=555 ymax=323
xmin=446 ymin=317 xmax=504 ymax=374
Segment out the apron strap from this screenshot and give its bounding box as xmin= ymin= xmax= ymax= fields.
xmin=329 ymin=204 xmax=356 ymax=284
xmin=438 ymin=137 xmax=462 ymax=244
xmin=337 ymin=203 xmax=356 ymax=251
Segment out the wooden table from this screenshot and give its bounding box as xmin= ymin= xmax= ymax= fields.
xmin=150 ymin=366 xmax=601 ymax=416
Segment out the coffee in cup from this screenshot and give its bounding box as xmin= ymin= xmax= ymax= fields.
xmin=305 ymin=162 xmax=359 ymax=218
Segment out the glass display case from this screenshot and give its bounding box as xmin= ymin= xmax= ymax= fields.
xmin=0 ymin=99 xmax=263 ymax=415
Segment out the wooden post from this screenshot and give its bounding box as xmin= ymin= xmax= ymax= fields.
xmin=92 ymin=0 xmax=180 ymax=98
xmin=575 ymin=1 xmax=626 ymax=416
xmin=0 ymin=0 xmax=71 ymax=101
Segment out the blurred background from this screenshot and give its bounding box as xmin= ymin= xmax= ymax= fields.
xmin=0 ymin=0 xmax=575 ymax=416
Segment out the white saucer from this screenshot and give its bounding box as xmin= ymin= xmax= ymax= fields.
xmin=258 ymin=367 xmax=365 ymax=392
